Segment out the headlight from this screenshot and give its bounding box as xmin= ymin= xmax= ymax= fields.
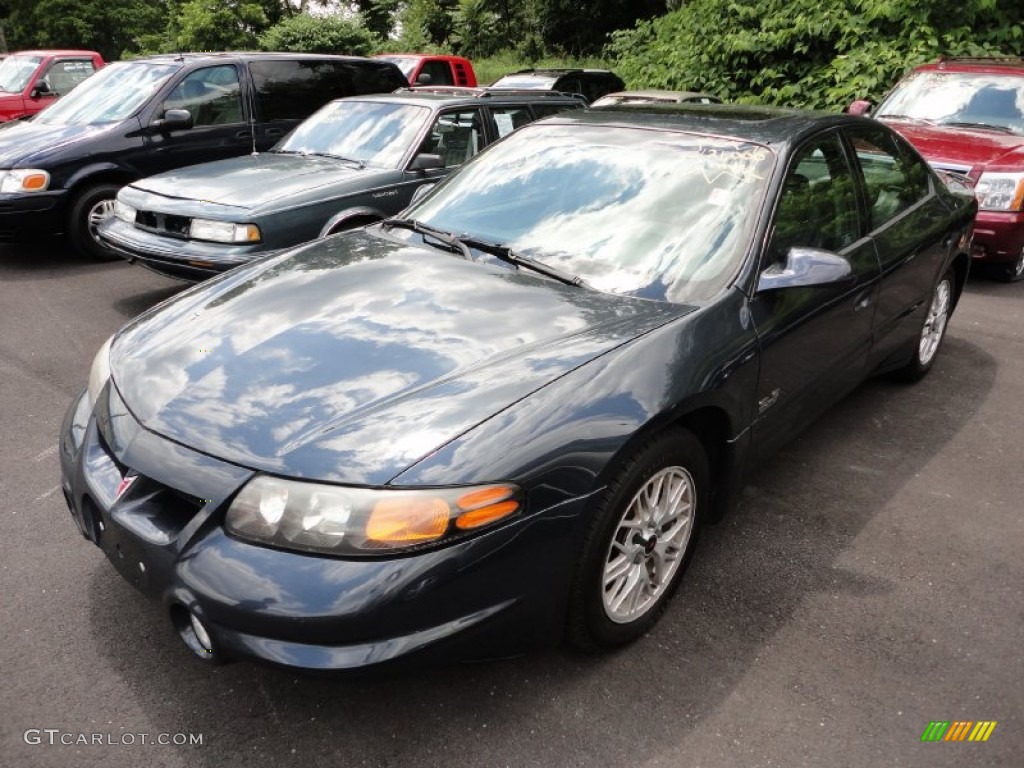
xmin=0 ymin=169 xmax=50 ymax=193
xmin=87 ymin=335 xmax=113 ymax=408
xmin=225 ymin=475 xmax=523 ymax=556
xmin=974 ymin=171 xmax=1024 ymax=212
xmin=113 ymin=199 xmax=137 ymax=224
xmin=189 ymin=218 xmax=261 ymax=243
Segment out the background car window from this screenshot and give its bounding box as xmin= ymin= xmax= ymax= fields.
xmin=848 ymin=128 xmax=931 ymax=229
xmin=768 ymin=134 xmax=859 ymax=263
xmin=251 ymin=60 xmax=405 ymax=122
xmin=41 ymin=59 xmax=96 ymax=96
xmin=163 ymin=65 xmax=242 ymax=126
xmin=0 ymin=54 xmax=43 ymax=92
xmin=418 ymin=109 xmax=483 ymax=168
xmin=489 ymin=106 xmax=532 ymax=138
xmin=35 ymin=60 xmax=180 ymax=125
xmin=418 ymin=60 xmax=453 ymax=86
xmin=875 ymin=71 xmax=1024 ymax=135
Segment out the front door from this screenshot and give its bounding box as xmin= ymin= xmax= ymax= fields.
xmin=750 ymin=130 xmax=880 ymax=459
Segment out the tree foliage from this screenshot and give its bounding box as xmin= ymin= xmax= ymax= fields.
xmin=259 ymin=12 xmax=377 ymax=55
xmin=610 ymin=0 xmax=1024 ymax=109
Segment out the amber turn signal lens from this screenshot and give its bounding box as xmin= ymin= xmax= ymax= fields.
xmin=22 ymin=174 xmax=48 ymax=191
xmin=455 ymin=500 xmax=519 ymax=530
xmin=456 ymin=485 xmax=516 ymax=511
xmin=366 ymin=496 xmax=449 ymax=544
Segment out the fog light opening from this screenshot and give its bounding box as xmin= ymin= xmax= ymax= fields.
xmin=170 ymin=604 xmax=223 ymax=664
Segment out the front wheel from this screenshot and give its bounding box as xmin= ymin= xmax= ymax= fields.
xmin=892 ymin=271 xmax=954 ymax=382
xmin=997 ymin=248 xmax=1024 ymax=283
xmin=567 ymin=428 xmax=708 ymax=651
xmin=67 ymin=183 xmax=122 ymax=261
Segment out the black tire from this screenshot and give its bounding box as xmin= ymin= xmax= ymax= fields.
xmin=67 ymin=183 xmax=122 ymax=261
xmin=567 ymin=428 xmax=708 ymax=651
xmin=996 ymin=249 xmax=1024 ymax=283
xmin=892 ymin=270 xmax=955 ymax=383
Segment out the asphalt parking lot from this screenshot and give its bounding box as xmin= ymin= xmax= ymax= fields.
xmin=1 ymin=240 xmax=1021 ymax=768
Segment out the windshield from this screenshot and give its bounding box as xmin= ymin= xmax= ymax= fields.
xmin=376 ymin=57 xmax=417 ymax=80
xmin=0 ymin=55 xmax=43 ymax=93
xmin=277 ymin=100 xmax=430 ymax=168
xmin=35 ymin=60 xmax=180 ymax=125
xmin=491 ymin=75 xmax=557 ymax=90
xmin=877 ymin=71 xmax=1024 ymax=135
xmin=406 ymin=123 xmax=774 ymax=303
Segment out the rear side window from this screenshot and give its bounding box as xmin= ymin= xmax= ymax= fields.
xmin=847 ymin=127 xmax=931 ymax=230
xmin=418 ymin=60 xmax=453 ymax=86
xmin=250 ymin=60 xmax=406 ymax=122
xmin=489 ymin=106 xmax=533 ymax=138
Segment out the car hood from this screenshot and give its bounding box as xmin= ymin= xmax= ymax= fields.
xmin=111 ymin=231 xmax=691 ymax=485
xmin=130 ymin=153 xmax=372 ymax=211
xmin=885 ymin=120 xmax=1024 ymax=174
xmin=0 ymin=118 xmax=112 ymax=166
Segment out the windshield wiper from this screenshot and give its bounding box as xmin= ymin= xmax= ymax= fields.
xmin=381 ymin=217 xmax=475 ymax=261
xmin=270 ymin=149 xmax=365 ymax=168
xmin=937 ymin=120 xmax=1016 ymax=134
xmin=458 ymin=235 xmax=587 ymax=287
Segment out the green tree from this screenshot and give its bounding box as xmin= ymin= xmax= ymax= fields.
xmin=260 ymin=12 xmax=377 ymax=55
xmin=354 ymin=0 xmax=400 ymax=40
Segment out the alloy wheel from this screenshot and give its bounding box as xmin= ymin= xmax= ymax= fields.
xmin=919 ymin=278 xmax=951 ymax=366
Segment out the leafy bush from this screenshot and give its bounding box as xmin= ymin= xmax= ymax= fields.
xmin=609 ymin=0 xmax=1024 ymax=110
xmin=259 ymin=13 xmax=378 ymax=56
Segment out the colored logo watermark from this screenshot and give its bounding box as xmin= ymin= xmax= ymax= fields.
xmin=921 ymin=721 xmax=997 ymax=742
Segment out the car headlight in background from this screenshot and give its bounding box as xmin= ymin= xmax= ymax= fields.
xmin=0 ymin=169 xmax=50 ymax=193
xmin=225 ymin=476 xmax=524 ymax=556
xmin=974 ymin=171 xmax=1024 ymax=212
xmin=189 ymin=218 xmax=261 ymax=243
xmin=113 ymin=199 xmax=137 ymax=224
xmin=86 ymin=335 xmax=113 ymax=408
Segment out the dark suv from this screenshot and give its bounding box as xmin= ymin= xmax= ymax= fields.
xmin=0 ymin=52 xmax=406 ymax=259
xmin=97 ymin=87 xmax=585 ymax=281
xmin=490 ymin=68 xmax=625 ymax=104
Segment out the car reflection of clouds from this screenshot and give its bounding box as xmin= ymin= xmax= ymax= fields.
xmin=179 ymin=545 xmax=302 ymax=613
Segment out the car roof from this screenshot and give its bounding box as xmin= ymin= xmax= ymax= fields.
xmin=594 ymin=90 xmax=721 ymax=103
xmin=368 ymin=87 xmax=585 ymax=107
xmin=544 ymin=102 xmax=864 ymax=146
xmin=914 ymin=56 xmax=1024 ymax=76
xmin=376 ymin=53 xmax=470 ymax=62
xmin=503 ymin=68 xmax=618 ymax=77
xmin=7 ymin=49 xmax=101 ymax=57
xmin=132 ymin=52 xmax=389 ymax=65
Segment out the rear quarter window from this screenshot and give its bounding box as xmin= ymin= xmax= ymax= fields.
xmin=250 ymin=60 xmax=406 ymax=122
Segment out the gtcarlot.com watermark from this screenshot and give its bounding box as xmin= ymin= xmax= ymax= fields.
xmin=24 ymin=729 xmax=203 ymax=746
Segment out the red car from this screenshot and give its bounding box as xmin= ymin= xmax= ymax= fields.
xmin=852 ymin=57 xmax=1024 ymax=281
xmin=374 ymin=54 xmax=477 ymax=87
xmin=0 ymin=50 xmax=105 ymax=122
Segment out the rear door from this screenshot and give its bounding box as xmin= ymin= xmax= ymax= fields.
xmin=750 ymin=130 xmax=880 ymax=459
xmin=842 ymin=126 xmax=951 ymax=368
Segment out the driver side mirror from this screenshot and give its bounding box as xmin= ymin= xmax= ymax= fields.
xmin=415 ymin=72 xmax=433 ymax=86
xmin=847 ymin=99 xmax=873 ymax=116
xmin=30 ymin=81 xmax=51 ymax=99
xmin=757 ymin=247 xmax=853 ymax=292
xmin=151 ymin=108 xmax=193 ymax=132
xmin=408 ymin=153 xmax=444 ymax=172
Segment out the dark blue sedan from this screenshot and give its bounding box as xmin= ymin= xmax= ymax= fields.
xmin=59 ymin=104 xmax=976 ymax=671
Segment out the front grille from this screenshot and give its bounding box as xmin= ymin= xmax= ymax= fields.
xmin=135 ymin=210 xmax=192 ymax=239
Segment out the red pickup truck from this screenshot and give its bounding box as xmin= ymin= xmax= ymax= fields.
xmin=374 ymin=54 xmax=477 ymax=87
xmin=0 ymin=50 xmax=105 ymax=122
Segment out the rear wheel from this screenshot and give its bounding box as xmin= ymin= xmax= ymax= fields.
xmin=892 ymin=270 xmax=954 ymax=382
xmin=997 ymin=248 xmax=1024 ymax=283
xmin=567 ymin=429 xmax=707 ymax=651
xmin=67 ymin=183 xmax=121 ymax=261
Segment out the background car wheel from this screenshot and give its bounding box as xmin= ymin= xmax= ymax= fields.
xmin=567 ymin=428 xmax=708 ymax=651
xmin=997 ymin=248 xmax=1024 ymax=283
xmin=892 ymin=270 xmax=954 ymax=382
xmin=67 ymin=183 xmax=122 ymax=261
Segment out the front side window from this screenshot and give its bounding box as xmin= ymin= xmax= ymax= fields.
xmin=767 ymin=134 xmax=860 ymax=264
xmin=41 ymin=59 xmax=96 ymax=97
xmin=163 ymin=66 xmax=243 ymax=127
xmin=417 ymin=109 xmax=483 ymax=168
xmin=0 ymin=55 xmax=43 ymax=93
xmin=489 ymin=106 xmax=533 ymax=138
xmin=876 ymin=71 xmax=1024 ymax=135
xmin=847 ymin=127 xmax=931 ymax=230
xmin=275 ymin=100 xmax=429 ymax=168
xmin=408 ymin=123 xmax=775 ymax=303
xmin=36 ymin=61 xmax=181 ymax=125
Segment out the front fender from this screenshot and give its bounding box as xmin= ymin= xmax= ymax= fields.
xmin=318 ymin=205 xmax=389 ymax=238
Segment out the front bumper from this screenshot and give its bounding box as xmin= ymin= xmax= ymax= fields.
xmin=971 ymin=209 xmax=1024 ymax=265
xmin=59 ymin=385 xmax=581 ymax=671
xmin=98 ymin=218 xmax=273 ymax=282
xmin=0 ymin=190 xmax=67 ymax=241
